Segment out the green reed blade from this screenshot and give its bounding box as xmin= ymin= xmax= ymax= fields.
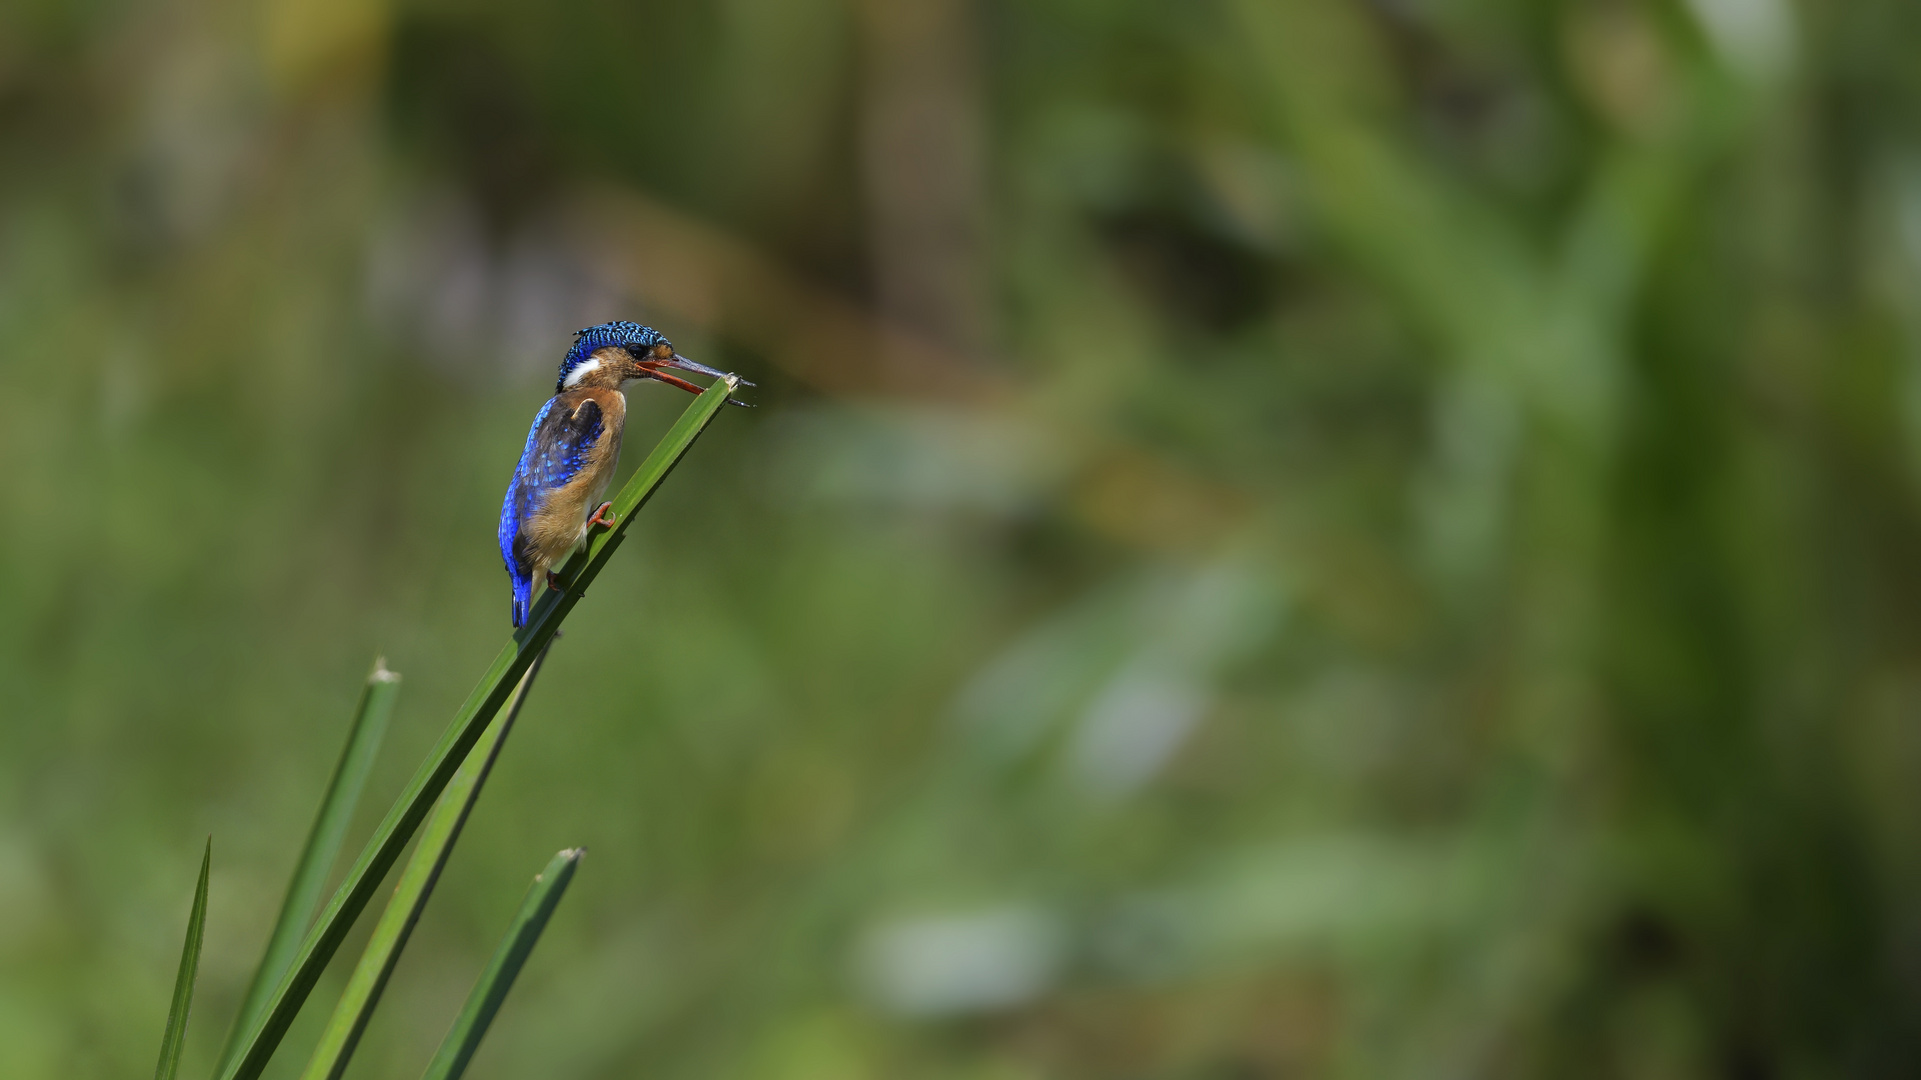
xmin=419 ymin=848 xmax=584 ymax=1080
xmin=216 ymin=661 xmax=401 ymax=1076
xmin=155 ymin=838 xmax=212 ymax=1080
xmin=298 ymin=642 xmax=554 ymax=1080
xmin=218 ymin=376 xmax=736 ymax=1080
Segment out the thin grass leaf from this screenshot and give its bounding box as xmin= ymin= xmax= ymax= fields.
xmin=298 ymin=642 xmax=554 ymax=1080
xmin=216 ymin=661 xmax=401 ymax=1075
xmin=218 ymin=376 xmax=738 ymax=1080
xmin=155 ymin=838 xmax=211 ymax=1080
xmin=420 ymin=848 xmax=584 ymax=1080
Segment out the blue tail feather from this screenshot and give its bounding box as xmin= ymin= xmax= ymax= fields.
xmin=511 ymin=575 xmax=533 ymax=628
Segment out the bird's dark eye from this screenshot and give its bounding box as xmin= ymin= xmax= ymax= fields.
xmin=652 ymin=342 xmax=674 ymax=360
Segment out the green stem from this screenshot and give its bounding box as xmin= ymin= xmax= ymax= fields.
xmin=154 ymin=838 xmax=211 ymax=1080
xmin=298 ymin=643 xmax=554 ymax=1080
xmin=217 ymin=661 xmax=400 ymax=1076
xmin=217 ymin=376 xmax=736 ymax=1080
xmin=420 ymin=849 xmax=584 ymax=1080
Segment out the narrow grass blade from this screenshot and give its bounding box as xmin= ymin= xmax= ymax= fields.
xmin=420 ymin=848 xmax=584 ymax=1080
xmin=154 ymin=838 xmax=211 ymax=1080
xmin=215 ymin=660 xmax=401 ymax=1076
xmin=299 ymin=642 xmax=554 ymax=1080
xmin=219 ymin=377 xmax=737 ymax=1080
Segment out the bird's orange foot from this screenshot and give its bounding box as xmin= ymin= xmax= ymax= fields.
xmin=546 ymin=571 xmax=565 ymax=593
xmin=588 ymin=502 xmax=617 ymax=530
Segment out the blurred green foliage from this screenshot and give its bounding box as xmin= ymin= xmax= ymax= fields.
xmin=3 ymin=0 xmax=1921 ymax=1076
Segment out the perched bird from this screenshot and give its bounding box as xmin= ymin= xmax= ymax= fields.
xmin=499 ymin=321 xmax=751 ymax=627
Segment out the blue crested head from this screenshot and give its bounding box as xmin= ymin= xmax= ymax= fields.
xmin=558 ymin=321 xmax=667 ymax=392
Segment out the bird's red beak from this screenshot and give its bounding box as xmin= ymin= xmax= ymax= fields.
xmin=637 ymin=353 xmax=757 ymax=403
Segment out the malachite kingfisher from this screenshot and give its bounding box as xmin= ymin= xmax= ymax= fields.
xmin=498 ymin=321 xmax=751 ymax=627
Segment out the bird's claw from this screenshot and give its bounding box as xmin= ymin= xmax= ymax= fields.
xmin=546 ymin=571 xmax=565 ymax=593
xmin=588 ymin=502 xmax=617 ymax=530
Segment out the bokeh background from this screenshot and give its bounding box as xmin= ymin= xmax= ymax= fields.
xmin=4 ymin=0 xmax=1921 ymax=1076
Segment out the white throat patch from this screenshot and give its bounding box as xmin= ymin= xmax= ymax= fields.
xmin=562 ymin=358 xmax=603 ymax=388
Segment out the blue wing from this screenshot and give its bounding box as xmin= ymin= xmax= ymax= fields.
xmin=499 ymin=395 xmax=606 ymax=626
